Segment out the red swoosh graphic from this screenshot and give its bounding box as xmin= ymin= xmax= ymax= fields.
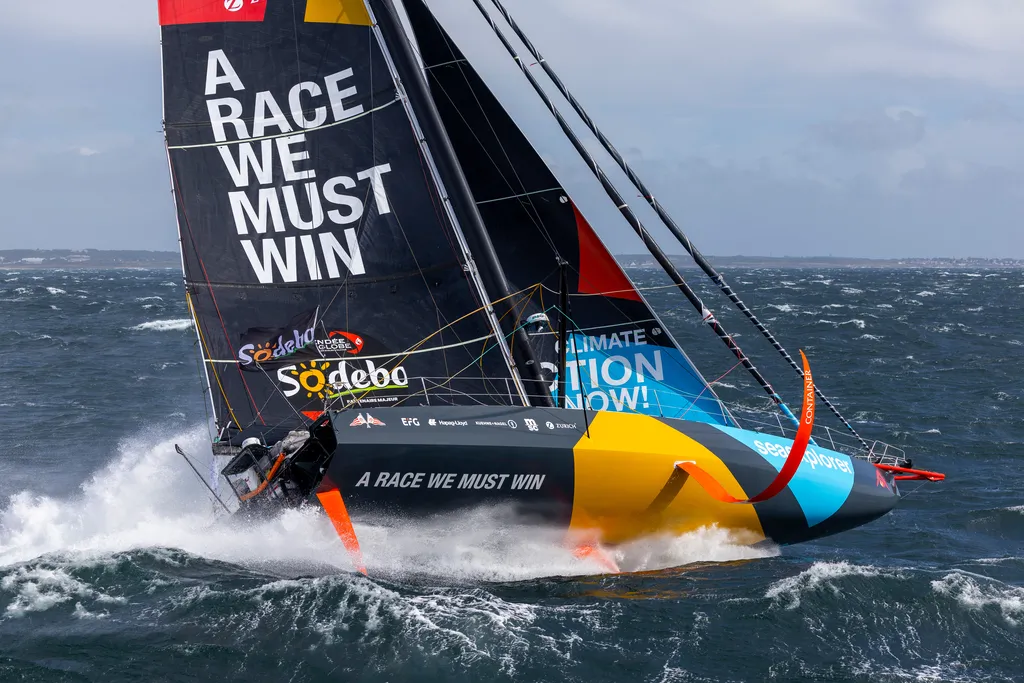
xmin=676 ymin=350 xmax=815 ymax=504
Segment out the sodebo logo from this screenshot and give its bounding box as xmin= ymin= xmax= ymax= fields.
xmin=753 ymin=439 xmax=853 ymax=475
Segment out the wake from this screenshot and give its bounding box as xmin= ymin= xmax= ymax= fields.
xmin=0 ymin=424 xmax=777 ymax=581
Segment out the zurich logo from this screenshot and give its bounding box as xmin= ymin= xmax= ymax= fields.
xmin=224 ymin=0 xmax=244 ymax=11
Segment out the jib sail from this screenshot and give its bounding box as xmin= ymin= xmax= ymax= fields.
xmin=403 ymin=0 xmax=731 ymax=425
xmin=159 ymin=0 xmax=526 ymax=432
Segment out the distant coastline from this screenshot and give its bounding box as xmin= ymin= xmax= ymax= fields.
xmin=1 ymin=249 xmax=1021 ymax=270
xmin=0 ymin=249 xmax=180 ymax=269
xmin=619 ymin=254 xmax=1024 ymax=270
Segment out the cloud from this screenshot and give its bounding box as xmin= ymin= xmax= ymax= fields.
xmin=812 ymin=110 xmax=927 ymax=152
xmin=0 ymin=0 xmax=1021 ymax=256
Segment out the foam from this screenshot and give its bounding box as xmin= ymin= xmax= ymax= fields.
xmin=129 ymin=319 xmax=193 ymax=332
xmin=0 ymin=564 xmax=125 ymax=618
xmin=931 ymin=572 xmax=1024 ymax=626
xmin=816 ymin=319 xmax=866 ymax=329
xmin=0 ymin=426 xmax=777 ymax=583
xmin=766 ymin=561 xmax=901 ymax=609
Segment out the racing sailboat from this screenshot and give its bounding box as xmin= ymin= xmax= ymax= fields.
xmin=159 ymin=0 xmax=942 ymax=573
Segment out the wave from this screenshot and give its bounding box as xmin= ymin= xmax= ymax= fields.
xmin=931 ymin=571 xmax=1024 ymax=626
xmin=129 ymin=319 xmax=193 ymax=332
xmin=1 ymin=563 xmax=126 ymax=619
xmin=816 ymin=319 xmax=866 ymax=329
xmin=840 ymin=287 xmax=863 ymax=295
xmin=46 ymin=287 xmax=66 ymax=295
xmin=767 ymin=304 xmax=795 ymax=313
xmin=858 ymin=334 xmax=883 ymax=341
xmin=765 ymin=561 xmax=904 ymax=609
xmin=916 ymin=291 xmax=936 ymax=297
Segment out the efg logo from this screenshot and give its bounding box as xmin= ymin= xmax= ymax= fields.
xmin=224 ymin=0 xmax=244 ymax=11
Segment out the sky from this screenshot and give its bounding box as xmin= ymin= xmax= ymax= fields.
xmin=0 ymin=0 xmax=1022 ymax=258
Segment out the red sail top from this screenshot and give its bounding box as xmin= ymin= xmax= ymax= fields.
xmin=159 ymin=0 xmax=267 ymax=26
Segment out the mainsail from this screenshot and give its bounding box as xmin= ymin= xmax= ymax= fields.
xmin=159 ymin=0 xmax=532 ymax=431
xmin=401 ymin=0 xmax=731 ymax=425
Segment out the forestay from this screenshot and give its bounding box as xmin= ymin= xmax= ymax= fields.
xmin=403 ymin=0 xmax=732 ymax=425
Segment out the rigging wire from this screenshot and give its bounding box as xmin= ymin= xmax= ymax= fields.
xmin=463 ymin=0 xmax=802 ymax=430
xmin=408 ymin=7 xmax=722 ymax=405
xmin=480 ymin=0 xmax=869 ymax=450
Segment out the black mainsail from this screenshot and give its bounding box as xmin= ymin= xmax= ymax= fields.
xmin=159 ymin=0 xmax=534 ymax=431
xmin=402 ymin=0 xmax=732 ymax=425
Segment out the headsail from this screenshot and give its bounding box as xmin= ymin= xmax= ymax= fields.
xmin=402 ymin=0 xmax=731 ymax=425
xmin=160 ymin=0 xmax=526 ymax=431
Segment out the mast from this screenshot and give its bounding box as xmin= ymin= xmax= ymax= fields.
xmin=464 ymin=0 xmax=802 ymax=427
xmin=369 ymin=0 xmax=552 ymax=407
xmin=479 ymin=0 xmax=868 ymax=447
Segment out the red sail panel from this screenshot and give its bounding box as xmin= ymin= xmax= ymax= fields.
xmin=574 ymin=204 xmax=641 ymax=302
xmin=159 ymin=0 xmax=268 ymax=26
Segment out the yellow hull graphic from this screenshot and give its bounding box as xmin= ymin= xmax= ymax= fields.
xmin=570 ymin=412 xmax=765 ymax=545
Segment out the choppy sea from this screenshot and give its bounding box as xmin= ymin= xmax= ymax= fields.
xmin=0 ymin=267 xmax=1021 ymax=682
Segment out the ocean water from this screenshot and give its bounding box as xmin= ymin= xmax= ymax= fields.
xmin=0 ymin=267 xmax=1021 ymax=682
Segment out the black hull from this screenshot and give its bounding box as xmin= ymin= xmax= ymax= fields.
xmin=310 ymin=406 xmax=899 ymax=546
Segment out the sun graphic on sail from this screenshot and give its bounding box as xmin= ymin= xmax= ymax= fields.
xmin=290 ymin=360 xmax=332 ymax=399
xmin=251 ymin=342 xmax=275 ymax=363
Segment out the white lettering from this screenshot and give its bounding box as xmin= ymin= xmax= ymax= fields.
xmin=601 ymin=356 xmax=632 ymax=386
xmin=276 ymin=135 xmax=316 ymax=182
xmin=288 ymin=81 xmax=328 ymax=129
xmin=205 ymin=49 xmax=244 ymax=96
xmin=635 ymin=350 xmax=664 ymax=383
xmin=252 ymin=90 xmax=293 ymax=138
xmin=207 ymin=98 xmax=249 ymax=142
xmin=218 ymin=140 xmax=274 ymax=188
xmin=324 ymin=176 xmax=364 ymax=225
xmin=324 ymin=68 xmax=364 ymax=121
xmin=241 ymin=237 xmax=297 ymax=284
xmin=355 ymin=472 xmax=371 ymax=487
xmin=229 ymin=188 xmax=285 ymax=235
xmin=320 ymin=230 xmax=365 ymax=277
xmin=608 ymin=386 xmax=640 ymax=411
xmin=277 ymin=365 xmax=300 ymax=396
xmin=298 ymin=234 xmax=322 ymax=280
xmin=282 ymin=182 xmax=325 ymax=230
xmin=357 ymin=164 xmax=393 ymax=215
